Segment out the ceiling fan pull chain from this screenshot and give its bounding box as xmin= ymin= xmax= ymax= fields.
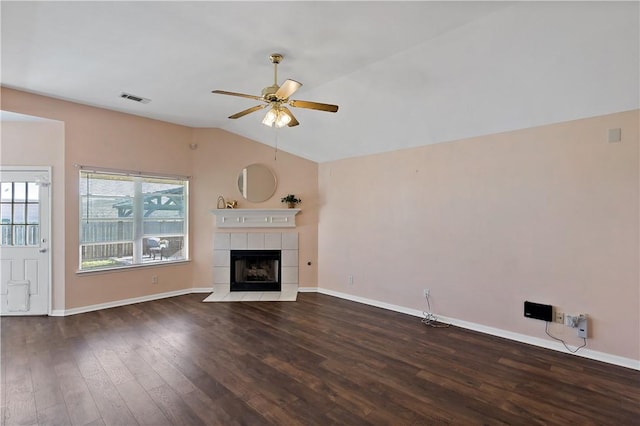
xmin=274 ymin=128 xmax=279 ymax=161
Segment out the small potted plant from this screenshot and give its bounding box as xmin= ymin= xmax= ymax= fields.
xmin=281 ymin=194 xmax=301 ymax=208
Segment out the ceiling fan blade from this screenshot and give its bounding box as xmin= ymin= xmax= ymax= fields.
xmin=212 ymin=90 xmax=264 ymax=102
xmin=280 ymin=106 xmax=299 ymax=127
xmin=289 ymin=99 xmax=339 ymax=113
xmin=275 ymin=79 xmax=302 ymax=100
xmin=228 ymin=104 xmax=266 ymax=119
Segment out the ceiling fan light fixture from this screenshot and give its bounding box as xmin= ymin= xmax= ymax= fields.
xmin=213 ymin=53 xmax=338 ymax=127
xmin=276 ymin=110 xmax=292 ymax=128
xmin=262 ymin=106 xmax=291 ymax=128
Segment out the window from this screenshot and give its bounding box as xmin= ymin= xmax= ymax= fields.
xmin=79 ymin=169 xmax=188 ymax=271
xmin=1 ymin=181 xmax=40 ymax=246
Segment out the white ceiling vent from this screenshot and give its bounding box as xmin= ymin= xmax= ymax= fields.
xmin=120 ymin=92 xmax=151 ymax=104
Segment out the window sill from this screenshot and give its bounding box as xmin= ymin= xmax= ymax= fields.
xmin=76 ymin=259 xmax=190 ymax=275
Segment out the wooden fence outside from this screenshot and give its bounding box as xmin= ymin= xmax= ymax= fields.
xmin=81 ymin=220 xmax=184 ymax=260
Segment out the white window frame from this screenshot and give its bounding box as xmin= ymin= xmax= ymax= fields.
xmin=77 ymin=166 xmax=189 ymax=272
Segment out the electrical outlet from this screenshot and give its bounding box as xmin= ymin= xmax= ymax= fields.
xmin=554 ymin=311 xmax=564 ymax=324
xmin=347 ymin=275 xmax=354 ymax=286
xmin=151 ymin=275 xmax=158 ymax=285
xmin=565 ymin=315 xmax=578 ymax=328
xmin=423 ymin=288 xmax=430 ymax=298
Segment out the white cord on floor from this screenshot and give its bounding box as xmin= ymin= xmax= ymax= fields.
xmin=421 ymin=292 xmax=449 ymax=328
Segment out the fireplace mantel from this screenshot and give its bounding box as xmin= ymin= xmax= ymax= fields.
xmin=211 ymin=208 xmax=301 ymax=228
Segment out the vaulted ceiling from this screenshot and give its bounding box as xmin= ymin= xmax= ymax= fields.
xmin=2 ymin=1 xmax=638 ymax=163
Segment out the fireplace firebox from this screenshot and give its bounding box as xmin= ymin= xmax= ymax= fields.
xmin=230 ymin=250 xmax=281 ymax=292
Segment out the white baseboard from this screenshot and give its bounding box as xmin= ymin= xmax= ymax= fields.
xmin=191 ymin=287 xmax=214 ymax=293
xmin=313 ymin=287 xmax=640 ymax=371
xmin=50 ymin=287 xmax=213 ymax=317
xmin=48 ymin=285 xmax=639 ymax=371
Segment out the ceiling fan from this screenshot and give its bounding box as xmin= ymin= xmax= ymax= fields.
xmin=212 ymin=53 xmax=339 ymax=128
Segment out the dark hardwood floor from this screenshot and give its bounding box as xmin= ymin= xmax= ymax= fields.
xmin=2 ymin=293 xmax=639 ymax=425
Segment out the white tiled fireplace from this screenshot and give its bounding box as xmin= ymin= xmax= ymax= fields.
xmin=209 ymin=231 xmax=298 ymax=301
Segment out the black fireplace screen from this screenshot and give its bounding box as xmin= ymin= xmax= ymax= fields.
xmin=230 ymin=250 xmax=281 ymax=291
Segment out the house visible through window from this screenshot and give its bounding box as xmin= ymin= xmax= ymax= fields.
xmin=79 ymin=169 xmax=188 ymax=271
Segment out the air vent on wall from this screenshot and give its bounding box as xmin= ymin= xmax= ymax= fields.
xmin=120 ymin=92 xmax=151 ymax=104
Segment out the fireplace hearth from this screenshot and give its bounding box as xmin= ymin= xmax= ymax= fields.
xmin=230 ymin=250 xmax=281 ymax=292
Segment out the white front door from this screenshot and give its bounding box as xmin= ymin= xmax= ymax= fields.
xmin=0 ymin=167 xmax=51 ymax=315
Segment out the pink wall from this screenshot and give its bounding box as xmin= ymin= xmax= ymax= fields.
xmin=3 ymin=86 xmax=637 ymax=363
xmin=2 ymin=88 xmax=194 ymax=309
xmin=318 ymin=110 xmax=639 ymax=361
xmin=189 ymin=128 xmax=318 ymax=289
xmin=1 ymin=119 xmax=66 ymax=311
xmin=1 ymin=87 xmax=319 ymax=310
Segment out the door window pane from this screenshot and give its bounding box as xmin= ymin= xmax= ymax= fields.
xmin=26 ymin=225 xmax=39 ymax=246
xmin=27 ymin=182 xmax=39 ymax=201
xmin=1 ymin=225 xmax=10 ymax=245
xmin=0 ymin=181 xmax=40 ymax=246
xmin=13 ymin=182 xmax=26 ymax=202
xmin=26 ymin=204 xmax=39 ymax=224
xmin=1 ymin=204 xmax=10 ymax=223
xmin=13 ymin=204 xmax=25 ymax=223
xmin=13 ymin=225 xmax=25 ymax=246
xmin=1 ymin=183 xmax=11 ymax=202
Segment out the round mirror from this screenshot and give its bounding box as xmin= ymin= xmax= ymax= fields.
xmin=237 ymin=163 xmax=277 ymax=202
